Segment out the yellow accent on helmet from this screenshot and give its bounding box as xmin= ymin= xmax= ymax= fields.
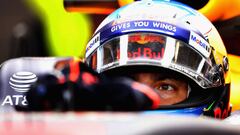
xmin=198 ymin=0 xmax=240 ymax=112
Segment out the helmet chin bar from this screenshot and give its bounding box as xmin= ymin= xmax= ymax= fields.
xmin=203 ymin=84 xmax=231 ymax=119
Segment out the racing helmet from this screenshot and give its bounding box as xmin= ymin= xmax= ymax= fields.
xmin=85 ymin=0 xmax=231 ymax=119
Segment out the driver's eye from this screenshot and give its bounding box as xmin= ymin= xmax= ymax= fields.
xmin=154 ymin=82 xmax=177 ymax=92
xmin=157 ymin=84 xmax=175 ymax=91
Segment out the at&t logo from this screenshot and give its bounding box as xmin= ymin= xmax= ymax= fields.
xmin=1 ymin=71 xmax=38 ymax=106
xmin=9 ymin=71 xmax=37 ymax=92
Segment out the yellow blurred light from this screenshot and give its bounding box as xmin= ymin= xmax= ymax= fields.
xmin=118 ymin=0 xmax=135 ymax=7
xmin=24 ymin=0 xmax=92 ymax=58
xmin=228 ymin=54 xmax=240 ymax=111
xmin=199 ymin=0 xmax=240 ymax=21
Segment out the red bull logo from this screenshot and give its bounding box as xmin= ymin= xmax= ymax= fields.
xmin=129 ymin=34 xmax=166 ymax=44
xmin=117 ymin=47 xmax=165 ymax=59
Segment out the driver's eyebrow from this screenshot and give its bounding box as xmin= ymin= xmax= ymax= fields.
xmin=155 ymin=72 xmax=184 ymax=81
xmin=153 ymin=73 xmax=173 ymax=80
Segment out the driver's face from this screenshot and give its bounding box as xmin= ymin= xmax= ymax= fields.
xmin=132 ymin=73 xmax=188 ymax=105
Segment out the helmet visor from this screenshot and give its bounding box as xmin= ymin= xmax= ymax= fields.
xmin=86 ymin=33 xmax=221 ymax=89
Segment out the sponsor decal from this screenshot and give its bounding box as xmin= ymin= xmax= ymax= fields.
xmin=119 ymin=33 xmax=166 ymax=59
xmin=9 ymin=71 xmax=37 ymax=93
xmin=110 ymin=20 xmax=177 ymax=34
xmin=189 ymin=31 xmax=211 ymax=57
xmin=98 ymin=20 xmax=190 ymax=47
xmin=116 ymin=36 xmax=165 ymax=60
xmin=1 ymin=71 xmax=38 ymax=106
xmin=111 ymin=22 xmax=131 ymax=32
xmin=170 ymin=64 xmax=198 ymax=79
xmin=128 ymin=33 xmax=166 ymax=44
xmin=85 ymin=33 xmax=100 ymax=57
xmin=117 ymin=47 xmax=165 ymax=60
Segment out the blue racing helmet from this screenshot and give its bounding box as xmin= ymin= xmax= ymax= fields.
xmin=85 ymin=0 xmax=231 ymax=119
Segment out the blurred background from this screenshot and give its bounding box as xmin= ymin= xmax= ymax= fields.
xmin=0 ymin=0 xmax=34 ymax=62
xmin=0 ymin=0 xmax=240 ymax=111
xmin=0 ymin=0 xmax=107 ymax=63
xmin=0 ymin=0 xmax=239 ymax=61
